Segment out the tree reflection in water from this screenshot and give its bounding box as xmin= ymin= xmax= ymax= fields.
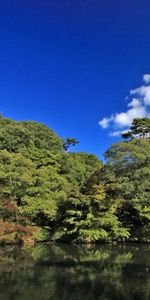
xmin=0 ymin=244 xmax=150 ymax=300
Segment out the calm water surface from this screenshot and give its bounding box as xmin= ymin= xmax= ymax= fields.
xmin=0 ymin=244 xmax=150 ymax=300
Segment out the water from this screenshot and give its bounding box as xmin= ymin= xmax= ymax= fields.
xmin=0 ymin=244 xmax=150 ymax=300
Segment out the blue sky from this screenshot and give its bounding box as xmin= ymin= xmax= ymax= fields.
xmin=0 ymin=0 xmax=150 ymax=159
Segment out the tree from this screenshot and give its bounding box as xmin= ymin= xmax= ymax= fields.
xmin=102 ymin=138 xmax=150 ymax=241
xmin=0 ymin=116 xmax=103 ymax=244
xmin=63 ymin=138 xmax=79 ymax=151
xmin=0 ymin=115 xmax=149 ymax=245
xmin=122 ymin=118 xmax=150 ymax=139
xmin=52 ymin=184 xmax=129 ymax=243
xmin=60 ymin=152 xmax=102 ymax=188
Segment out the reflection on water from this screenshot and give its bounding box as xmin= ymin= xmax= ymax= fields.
xmin=0 ymin=244 xmax=150 ymax=300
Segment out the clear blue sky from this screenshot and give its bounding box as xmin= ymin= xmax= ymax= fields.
xmin=1 ymin=0 xmax=150 ymax=159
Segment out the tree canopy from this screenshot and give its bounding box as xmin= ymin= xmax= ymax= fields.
xmin=0 ymin=116 xmax=149 ymax=244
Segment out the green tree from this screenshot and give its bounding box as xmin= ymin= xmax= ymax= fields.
xmin=63 ymin=138 xmax=79 ymax=151
xmin=122 ymin=118 xmax=150 ymax=139
xmin=0 ymin=115 xmax=149 ymax=245
xmin=102 ymin=138 xmax=150 ymax=241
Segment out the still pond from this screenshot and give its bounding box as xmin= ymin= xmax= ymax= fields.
xmin=0 ymin=244 xmax=150 ymax=300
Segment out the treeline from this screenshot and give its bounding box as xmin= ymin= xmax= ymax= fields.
xmin=0 ymin=115 xmax=150 ymax=244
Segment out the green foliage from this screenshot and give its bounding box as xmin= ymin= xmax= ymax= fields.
xmin=0 ymin=115 xmax=149 ymax=244
xmin=60 ymin=152 xmax=102 ymax=188
xmin=103 ymin=138 xmax=150 ymax=241
xmin=122 ymin=117 xmax=150 ymax=139
xmin=52 ymin=186 xmax=129 ymax=243
xmin=0 ymin=118 xmax=63 ymax=153
xmin=63 ymin=137 xmax=79 ymax=151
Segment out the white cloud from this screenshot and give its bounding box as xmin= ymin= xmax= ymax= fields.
xmin=130 ymin=85 xmax=150 ymax=105
xmin=109 ymin=130 xmax=123 ymax=137
xmin=143 ymin=74 xmax=150 ymax=84
xmin=109 ymin=129 xmax=128 ymax=137
xmin=127 ymin=98 xmax=141 ymax=108
xmin=98 ymin=74 xmax=150 ymax=136
xmin=98 ymin=116 xmax=113 ymax=128
xmin=114 ymin=103 xmax=147 ymax=128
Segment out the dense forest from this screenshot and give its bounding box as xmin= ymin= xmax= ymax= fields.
xmin=0 ymin=115 xmax=150 ymax=244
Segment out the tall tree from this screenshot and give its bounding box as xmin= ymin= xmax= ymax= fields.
xmin=102 ymin=138 xmax=150 ymax=241
xmin=122 ymin=118 xmax=150 ymax=139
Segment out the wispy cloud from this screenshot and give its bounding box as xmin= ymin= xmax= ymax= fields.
xmin=143 ymin=74 xmax=150 ymax=84
xmin=130 ymin=86 xmax=150 ymax=105
xmin=99 ymin=116 xmax=113 ymax=129
xmin=98 ymin=74 xmax=150 ymax=136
